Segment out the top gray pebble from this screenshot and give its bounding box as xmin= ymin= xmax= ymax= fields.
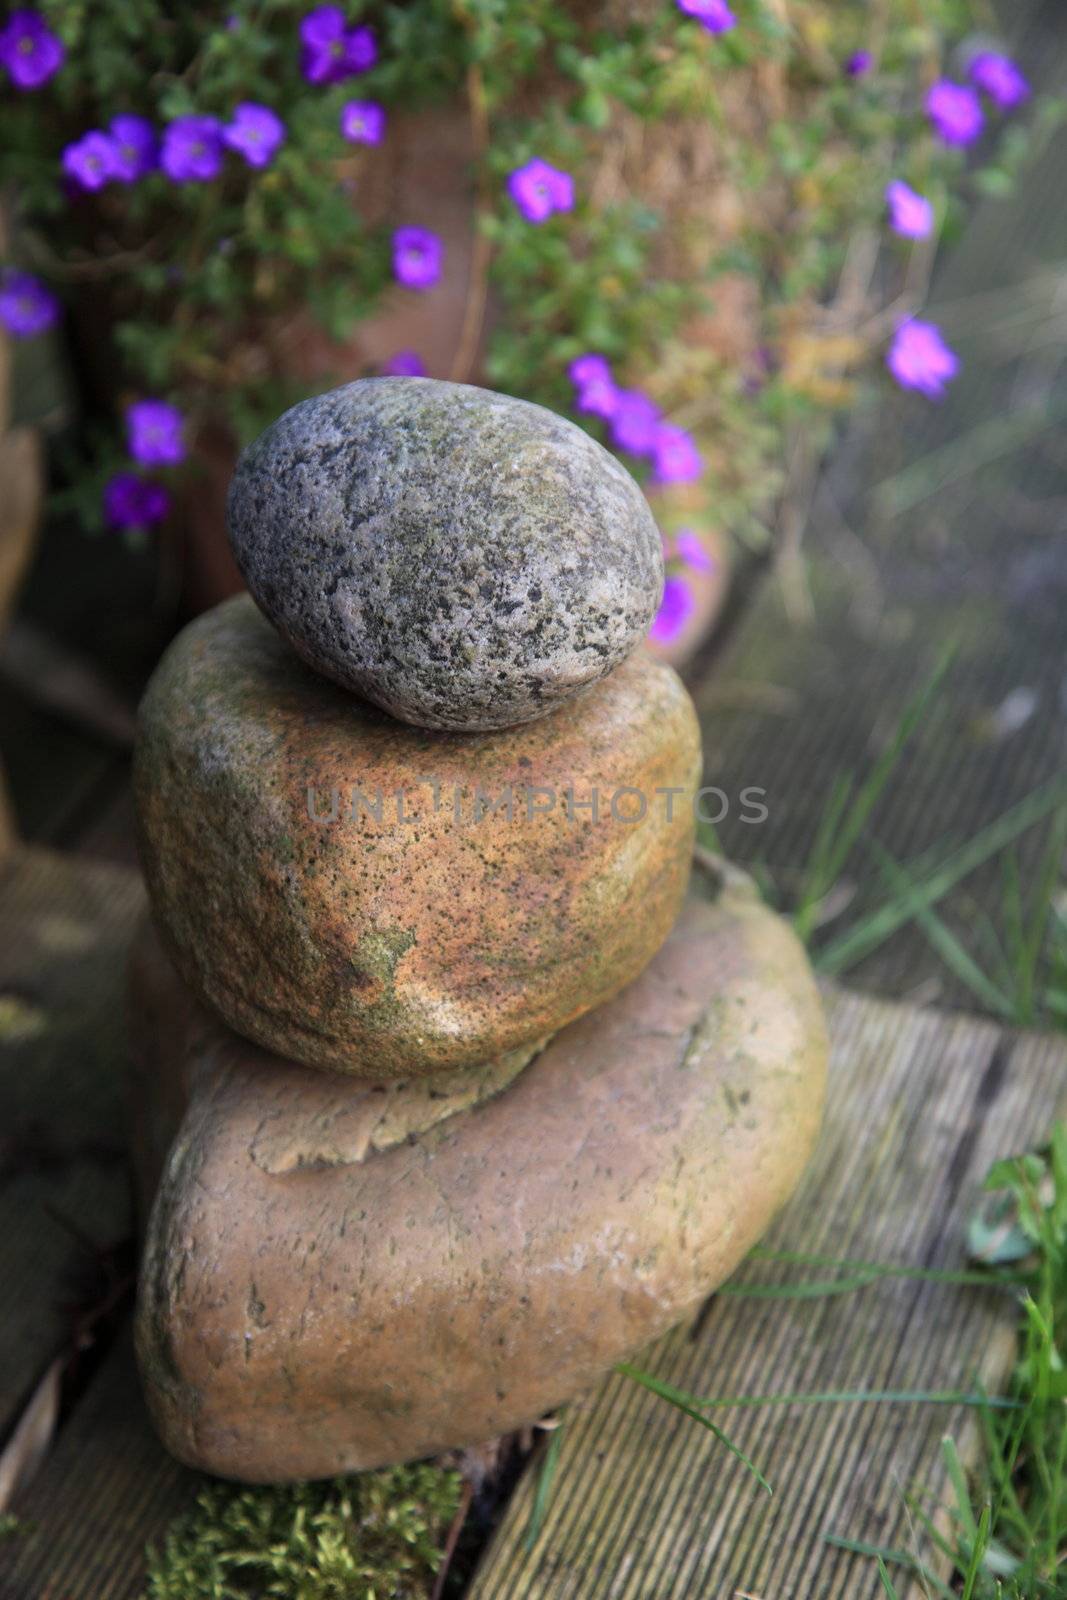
xmin=227 ymin=378 xmax=664 ymax=732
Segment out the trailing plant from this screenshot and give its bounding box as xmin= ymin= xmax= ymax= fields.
xmin=0 ymin=2 xmax=1058 ymax=641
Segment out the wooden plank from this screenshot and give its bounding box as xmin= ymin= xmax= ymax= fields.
xmin=470 ymin=987 xmax=1064 ymax=1598
xmin=0 ymin=1331 xmax=196 ymax=1600
xmin=0 ymin=848 xmax=143 ymax=1437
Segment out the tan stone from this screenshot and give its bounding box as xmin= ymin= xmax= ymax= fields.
xmin=133 ymin=879 xmax=827 ymax=1482
xmin=133 ymin=595 xmax=700 ymax=1079
xmin=127 ymin=913 xmax=546 ymax=1225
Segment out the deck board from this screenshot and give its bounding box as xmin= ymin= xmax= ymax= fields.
xmin=0 ymin=1331 xmax=195 ymax=1600
xmin=469 ymin=989 xmax=1063 ymax=1599
xmin=0 ymin=848 xmax=143 ymax=1437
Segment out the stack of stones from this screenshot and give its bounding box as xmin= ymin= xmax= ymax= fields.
xmin=129 ymin=378 xmax=827 ymax=1484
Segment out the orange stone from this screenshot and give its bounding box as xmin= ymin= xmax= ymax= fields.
xmin=134 ymin=596 xmax=701 ymax=1079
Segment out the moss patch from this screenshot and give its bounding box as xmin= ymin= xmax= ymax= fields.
xmin=144 ymin=1465 xmax=461 ymax=1599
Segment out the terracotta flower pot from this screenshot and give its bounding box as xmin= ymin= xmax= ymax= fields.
xmin=177 ymin=101 xmax=484 ymax=613
xmin=645 ymin=485 xmax=732 ymax=668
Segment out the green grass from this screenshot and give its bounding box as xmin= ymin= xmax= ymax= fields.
xmin=792 ymin=680 xmax=1067 ymax=1593
xmin=791 ymin=645 xmax=953 ymax=946
xmin=774 ymin=675 xmax=1067 ymax=1593
xmin=595 ymin=1132 xmax=1067 ymax=1598
xmin=824 ymin=1130 xmax=1067 ymax=1597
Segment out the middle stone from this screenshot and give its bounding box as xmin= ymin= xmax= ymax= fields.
xmin=134 ymin=595 xmax=700 ymax=1079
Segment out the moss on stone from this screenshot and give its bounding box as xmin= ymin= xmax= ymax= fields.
xmin=144 ymin=1464 xmax=461 ymax=1599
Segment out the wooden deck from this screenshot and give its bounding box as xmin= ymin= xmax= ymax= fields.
xmin=472 ymin=990 xmax=1059 ymax=1599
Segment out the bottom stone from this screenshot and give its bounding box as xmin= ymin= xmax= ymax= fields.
xmin=132 ymin=872 xmax=827 ymax=1483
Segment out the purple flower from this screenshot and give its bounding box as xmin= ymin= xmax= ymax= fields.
xmin=610 ymin=390 xmax=660 ymax=455
xmin=676 ymin=0 xmax=736 ymax=34
xmin=104 ymin=473 xmax=171 ymax=531
xmin=392 ymin=227 xmax=443 ymax=291
xmin=925 ymin=80 xmax=984 ymax=146
xmin=507 ymin=159 xmax=574 ymax=224
xmin=383 ymin=350 xmax=425 ymax=376
xmin=0 ymin=270 xmax=58 ymax=338
xmin=341 ymin=100 xmax=385 ymax=144
xmin=569 ymin=354 xmax=618 ymax=419
xmin=569 ymin=354 xmax=610 ymax=388
xmin=342 ymin=25 xmax=376 ymax=74
xmin=885 ymin=179 xmax=934 ymax=240
xmin=886 ymin=319 xmax=958 ymax=399
xmin=126 ymin=400 xmax=185 ymax=466
xmin=161 ymin=116 xmax=224 ymax=182
xmin=969 ymin=52 xmax=1030 ymax=111
xmin=300 ymin=4 xmax=345 ymax=76
xmin=575 ymin=379 xmax=617 ymax=418
xmin=301 ymin=7 xmax=376 ymax=84
xmin=109 ymin=115 xmax=157 ymax=182
xmin=845 ymin=50 xmax=872 ymax=77
xmin=649 ymin=576 xmax=694 ymax=645
xmin=62 ymin=131 xmax=119 ymax=192
xmin=675 ymin=528 xmax=716 ymax=575
xmin=223 ymin=103 xmax=286 ymax=169
xmin=0 ymin=10 xmax=64 ymax=90
xmin=651 ymin=423 xmax=703 ymax=485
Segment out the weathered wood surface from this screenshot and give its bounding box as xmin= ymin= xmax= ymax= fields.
xmin=0 ymin=847 xmax=143 ymax=1435
xmin=0 ymin=1331 xmax=195 ymax=1600
xmin=470 ymin=987 xmax=1064 ymax=1599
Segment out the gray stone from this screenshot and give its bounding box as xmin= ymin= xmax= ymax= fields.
xmin=227 ymin=378 xmax=664 ymax=731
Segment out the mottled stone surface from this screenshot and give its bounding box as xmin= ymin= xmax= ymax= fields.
xmin=133 ymin=596 xmax=699 ymax=1079
xmin=133 ymin=882 xmax=827 ymax=1482
xmin=227 ymin=378 xmax=664 ymax=731
xmin=127 ymin=915 xmax=547 ymax=1227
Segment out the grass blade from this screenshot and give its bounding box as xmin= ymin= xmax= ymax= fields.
xmin=718 ymin=1271 xmax=888 ymax=1299
xmin=524 ymin=1424 xmax=564 ymax=1551
xmin=942 ymin=1435 xmax=979 ymax=1544
xmin=616 ymin=1364 xmax=772 ymax=1495
xmin=689 ymin=1388 xmax=1018 ymax=1413
xmin=793 ymin=773 xmax=854 ymax=942
xmin=746 ymin=1246 xmax=1022 ymax=1290
xmin=877 ymin=1555 xmax=900 ymax=1598
xmin=871 ymin=847 xmax=1014 ymax=1016
xmin=823 ymin=1535 xmax=955 ymax=1599
xmin=793 ymin=648 xmax=953 ymax=945
xmin=818 ymin=778 xmax=1067 ymax=976
xmin=960 ymin=1503 xmax=991 ymax=1600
